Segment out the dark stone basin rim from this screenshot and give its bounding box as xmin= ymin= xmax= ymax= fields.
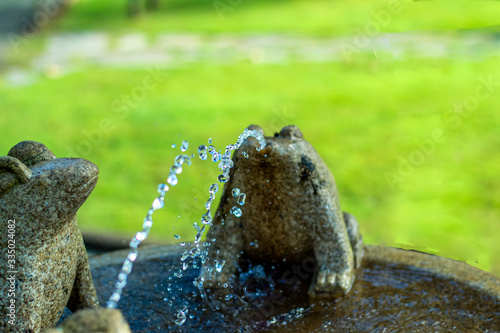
xmin=89 ymin=244 xmax=500 ymax=301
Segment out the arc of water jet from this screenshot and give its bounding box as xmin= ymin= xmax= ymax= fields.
xmin=106 ymin=151 xmax=192 ymax=309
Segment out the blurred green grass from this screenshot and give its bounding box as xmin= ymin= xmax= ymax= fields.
xmin=1 ymin=58 xmax=499 ymax=274
xmin=1 ymin=0 xmax=499 ymax=275
xmin=54 ymin=0 xmax=500 ymax=36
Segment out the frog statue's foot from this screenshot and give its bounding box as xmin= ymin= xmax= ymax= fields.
xmin=308 ymin=212 xmax=364 ymax=297
xmin=310 ymin=269 xmax=355 ymax=296
xmin=201 ymin=125 xmax=364 ymax=298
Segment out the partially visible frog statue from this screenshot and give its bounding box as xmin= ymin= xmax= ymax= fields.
xmin=201 ymin=125 xmax=364 ymax=296
xmin=0 ymin=141 xmax=99 ymax=332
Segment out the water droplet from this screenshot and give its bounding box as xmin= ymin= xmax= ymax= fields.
xmin=180 ymin=242 xmax=185 ymax=246
xmin=232 ymin=188 xmax=240 ymax=197
xmin=181 ymin=140 xmax=189 ymax=152
xmin=215 ymin=259 xmax=226 ymax=273
xmin=190 ymin=247 xmax=201 ymax=257
xmin=127 ymin=250 xmax=138 ymax=261
xmin=201 ymin=211 xmax=212 ymax=225
xmin=182 ymin=155 xmax=191 ymax=165
xmin=243 ymin=151 xmax=249 ymax=158
xmin=230 ymin=206 xmax=242 ymax=217
xmin=122 ymin=259 xmax=133 ymax=274
xmin=198 ymin=145 xmax=208 ymax=160
xmin=208 ymin=138 xmax=213 ymax=144
xmin=209 ymin=183 xmax=219 ymax=193
xmin=237 ymin=193 xmax=246 ymax=206
xmin=212 ymin=152 xmax=221 ymax=162
xmin=143 ymin=217 xmax=153 ymax=230
xmin=174 ymin=234 xmax=180 ymax=240
xmin=152 ymin=197 xmax=164 ymax=210
xmin=175 ymin=307 xmax=188 ymax=326
xmin=171 ymin=144 xmax=176 ymax=148
xmin=218 ymin=174 xmax=229 ymax=182
xmin=135 ymin=231 xmax=147 ymax=241
xmin=182 ymin=262 xmax=189 ymax=270
xmin=118 ymin=272 xmax=127 ymax=282
xmin=167 ymin=172 xmax=178 ymax=186
xmin=171 ymin=164 xmax=182 ymax=175
xmin=157 ymin=183 xmax=169 ymax=195
xmin=109 ymin=292 xmax=121 ymax=304
xmin=129 ymin=238 xmax=140 ymax=249
xmin=220 ymin=156 xmax=233 ymax=169
xmin=195 ymin=230 xmax=204 ymax=243
xmin=193 ymin=276 xmax=204 ymax=289
xmin=174 ymin=155 xmax=184 ymax=166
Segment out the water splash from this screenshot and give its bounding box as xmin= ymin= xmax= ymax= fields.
xmin=174 ymin=129 xmax=265 ymax=304
xmin=106 ymin=127 xmax=266 ymax=322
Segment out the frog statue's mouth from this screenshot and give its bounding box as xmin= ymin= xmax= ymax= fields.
xmin=62 ymin=157 xmax=99 ymax=202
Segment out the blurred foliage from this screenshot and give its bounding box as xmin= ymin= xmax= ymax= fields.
xmin=0 ymin=0 xmax=499 ymax=275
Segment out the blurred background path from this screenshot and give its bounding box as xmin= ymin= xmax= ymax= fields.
xmin=3 ymin=31 xmax=500 ymax=86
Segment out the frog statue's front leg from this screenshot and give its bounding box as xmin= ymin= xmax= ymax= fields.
xmin=309 ymin=208 xmax=364 ymax=296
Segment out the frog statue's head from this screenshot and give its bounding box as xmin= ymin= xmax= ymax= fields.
xmin=0 ymin=141 xmax=99 ymax=233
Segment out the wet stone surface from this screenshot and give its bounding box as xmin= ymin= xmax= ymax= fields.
xmin=87 ymin=250 xmax=500 ymax=332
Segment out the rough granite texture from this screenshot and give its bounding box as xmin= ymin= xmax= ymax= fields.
xmin=44 ymin=308 xmax=131 ymax=333
xmin=0 ymin=141 xmax=99 ymax=332
xmin=201 ymin=125 xmax=364 ymax=296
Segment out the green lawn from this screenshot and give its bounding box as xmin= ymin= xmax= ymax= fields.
xmin=1 ymin=57 xmax=499 ymax=274
xmin=54 ymin=0 xmax=500 ymax=36
xmin=1 ymin=0 xmax=499 ymax=275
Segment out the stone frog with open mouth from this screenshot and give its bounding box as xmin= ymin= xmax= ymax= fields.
xmin=0 ymin=141 xmax=99 ymax=332
xmin=201 ymin=125 xmax=364 ymax=296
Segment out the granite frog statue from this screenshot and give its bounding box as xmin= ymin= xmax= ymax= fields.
xmin=201 ymin=125 xmax=363 ymax=296
xmin=0 ymin=141 xmax=99 ymax=332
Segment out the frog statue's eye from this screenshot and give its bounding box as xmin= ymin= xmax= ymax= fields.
xmin=0 ymin=156 xmax=32 ymax=195
xmin=279 ymin=125 xmax=303 ymax=140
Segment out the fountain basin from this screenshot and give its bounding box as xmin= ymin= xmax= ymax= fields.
xmin=87 ymin=244 xmax=500 ymax=332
